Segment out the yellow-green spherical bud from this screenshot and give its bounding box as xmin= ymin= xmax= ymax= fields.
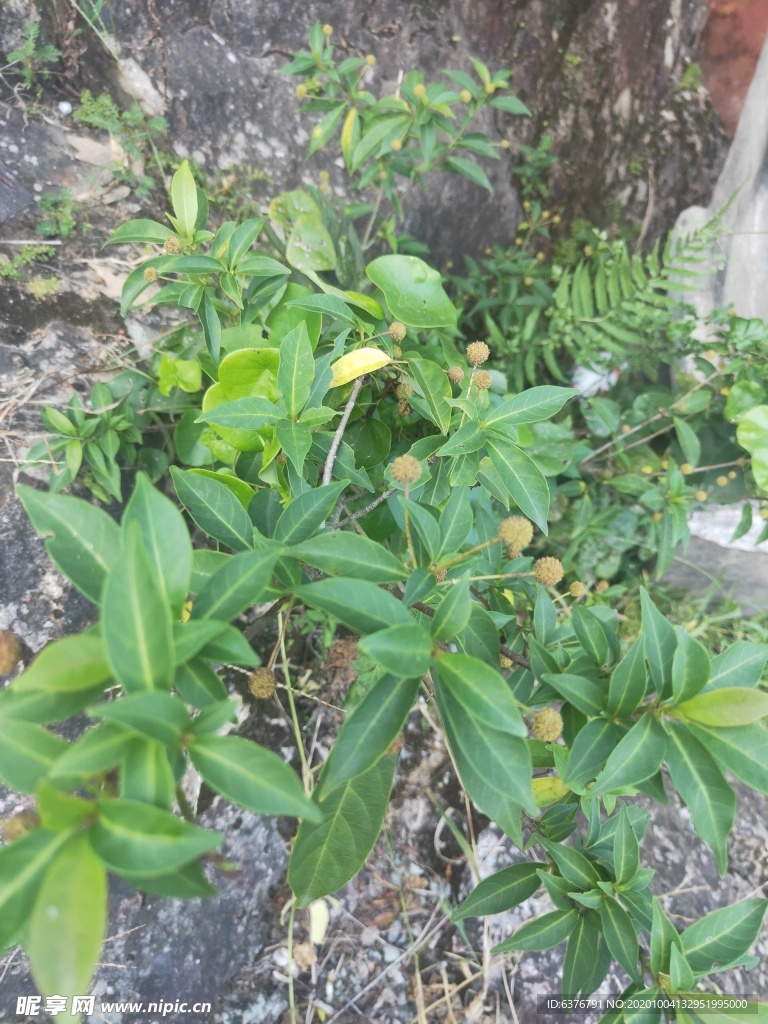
xmin=143 ymin=266 xmax=158 ymax=283
xmin=447 ymin=365 xmax=465 ymax=385
xmin=499 ymin=138 xmax=510 ymax=149
xmin=391 ymin=454 xmax=422 ymax=485
xmin=595 ymin=580 xmax=609 ymax=593
xmin=531 ymin=707 xmax=563 ymax=742
xmin=695 ymin=490 xmax=707 ymax=502
xmin=322 ymin=24 xmax=333 ymax=36
xmin=414 ymin=83 xmax=427 ymax=98
xmin=392 ymin=344 xmax=403 ymax=359
xmin=651 ymin=511 xmax=663 ymax=522
xmin=641 ymin=465 xmax=653 ymax=475
xmin=365 ymin=54 xmax=376 ymax=66
xmin=164 ymin=236 xmax=182 ymax=254
xmin=391 ymin=138 xmax=403 ymax=151
xmin=728 ymin=470 xmax=737 ymax=479
xmin=498 ymin=516 xmax=534 ymax=556
xmin=388 ymin=321 xmax=407 ymax=343
xmin=569 ymin=581 xmax=585 ymax=598
xmin=533 ymin=556 xmax=564 ymax=587
xmin=553 ymin=214 xmax=561 ymax=224
xmin=249 ymin=667 xmax=277 ymax=699
xmin=296 ymin=83 xmax=307 ymax=100
xmin=500 ymin=653 xmax=513 ymax=669
xmin=312 ymin=125 xmax=322 ymax=138
xmin=524 ymin=276 xmax=533 ymax=286
xmin=466 ymin=340 xmax=490 ymax=366
xmin=484 ymin=82 xmax=496 ymax=94
xmin=474 ymin=370 xmax=492 ymax=390
xmin=0 ymin=630 xmax=22 ymax=676
xmin=716 ymin=475 xmax=728 ymax=487
xmin=460 ymin=89 xmax=472 ymax=103
xmin=680 ymin=463 xmax=693 ymax=475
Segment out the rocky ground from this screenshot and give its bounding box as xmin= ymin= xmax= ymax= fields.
xmin=1 ymin=3 xmax=768 ymax=1020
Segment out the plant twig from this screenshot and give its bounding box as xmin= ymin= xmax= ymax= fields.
xmin=333 ymin=486 xmax=396 ymax=529
xmin=411 ymin=601 xmax=531 ymax=669
xmin=322 ymin=376 xmax=365 ymax=486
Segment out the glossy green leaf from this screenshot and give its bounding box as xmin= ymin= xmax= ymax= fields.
xmin=102 ymin=523 xmax=175 ymax=692
xmin=564 ymin=719 xmax=624 ymax=790
xmin=540 ymin=673 xmax=606 ymax=717
xmin=614 ymin=804 xmax=640 ymax=886
xmin=175 ymin=658 xmax=228 ymax=709
xmin=685 ymin=722 xmax=768 ymax=793
xmin=665 ymin=723 xmax=735 ymax=874
xmin=680 ymin=898 xmax=767 ymax=974
xmin=671 ymin=627 xmax=710 ymax=703
xmin=0 ymin=829 xmax=72 ymax=954
xmin=669 ymin=943 xmax=695 ymax=992
xmin=288 ymin=754 xmax=397 ymax=906
xmin=170 ymin=159 xmax=198 ymax=236
xmin=92 ymin=692 xmax=190 ymax=747
xmin=453 ymin=862 xmax=545 ymax=921
xmin=295 ymin=578 xmax=411 ymax=634
xmin=540 ymin=837 xmax=601 ymax=891
xmin=591 ymin=715 xmax=667 ymax=795
xmin=437 ymin=487 xmax=473 ymax=558
xmin=292 ymin=531 xmax=406 ymax=583
xmin=562 ymin=912 xmax=600 ymax=997
xmin=704 ymin=641 xmax=768 ymax=692
xmin=572 ymin=606 xmax=613 ymax=668
xmin=122 ymin=474 xmax=193 ymax=616
xmin=650 ymin=896 xmax=683 ymax=977
xmin=408 ymin=358 xmax=453 ymax=434
xmin=121 ymin=738 xmax=174 ymax=806
xmin=189 ymin=734 xmax=318 ymax=820
xmin=89 ymin=798 xmax=222 ymax=877
xmin=192 ymin=547 xmax=279 ymax=622
xmin=430 ymin=578 xmax=473 ymax=641
xmin=675 ymin=686 xmax=768 ymax=727
xmin=275 ymin=419 xmax=313 ymax=476
xmin=199 ymin=395 xmax=282 ymax=433
xmin=640 ymin=587 xmax=677 ymax=697
xmin=106 ymin=218 xmax=174 ymax=245
xmin=366 ymin=255 xmax=457 ymax=329
xmin=319 ymin=675 xmax=419 ymax=797
xmin=492 ymin=909 xmax=577 ymax=953
xmin=49 ymin=723 xmax=134 ymax=780
xmin=171 ymin=466 xmax=254 ymax=551
xmin=0 ymin=718 xmax=68 ymax=792
xmin=484 ymin=386 xmax=576 ymax=428
xmin=17 ymin=485 xmax=119 ymax=603
xmin=600 ymin=895 xmax=640 ymax=980
xmin=274 ymin=481 xmax=347 ymax=545
xmin=607 ymin=639 xmax=648 ymax=717
xmin=277 ymin=321 xmax=314 ymax=417
xmin=436 ymin=653 xmax=526 ymax=736
xmin=485 ymin=437 xmax=550 ymax=534
xmin=12 ymin=635 xmax=110 ymax=694
xmin=358 ymin=624 xmax=433 ymax=678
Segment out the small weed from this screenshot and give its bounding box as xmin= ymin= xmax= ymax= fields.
xmin=0 ymin=244 xmax=55 ymax=280
xmin=6 ymin=21 xmax=61 ymax=92
xmin=36 ymin=189 xmax=78 ymax=238
xmin=26 ymin=275 xmax=61 ymax=298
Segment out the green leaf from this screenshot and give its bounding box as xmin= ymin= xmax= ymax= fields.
xmin=92 ymin=692 xmax=190 ymax=747
xmin=591 ymin=715 xmax=667 ymax=795
xmin=199 ymin=395 xmax=282 ymax=433
xmin=572 ymin=606 xmax=613 ymax=668
xmin=191 ymin=547 xmax=279 ymax=622
xmin=673 ymin=418 xmax=701 ymax=467
xmin=436 ymin=653 xmax=526 ymax=736
xmin=540 ymin=673 xmax=606 ymax=717
xmin=123 ymin=474 xmax=193 ymax=616
xmin=607 ymin=639 xmax=648 ymax=717
xmin=408 ymin=358 xmax=452 ymax=434
xmin=12 ymin=635 xmax=110 ymax=694
xmin=175 ymin=658 xmax=228 ymax=709
xmin=485 ymin=437 xmax=550 ymax=534
xmin=228 ymin=216 xmax=267 ymax=265
xmin=492 ymin=909 xmax=577 ymax=953
xmin=665 ymin=723 xmax=735 ymax=874
xmin=736 ymin=404 xmax=768 ymax=453
xmin=171 ymin=467 xmax=254 ymax=551
xmin=358 ymin=624 xmax=433 ymax=678
xmin=198 ymin=625 xmax=259 ymax=666
xmin=489 ymin=93 xmax=531 ymax=115
xmin=276 ymin=419 xmax=313 ymax=475
xmin=106 ymin=218 xmax=174 ymax=245
xmin=680 ymin=898 xmax=767 ymax=974
xmin=277 ymin=322 xmax=315 ymax=417
xmin=89 ymin=798 xmax=222 ymax=877
xmin=435 ymin=422 xmax=487 ymax=458
xmin=200 ymin=291 xmax=221 ymax=363
xmin=430 ymin=578 xmax=472 ymax=641
xmin=173 ymin=620 xmax=229 ymax=664
xmin=119 ymin=860 xmax=216 ymax=899
xmin=600 ymin=896 xmax=640 ymax=980
xmin=540 ymin=837 xmax=601 ymax=891
xmin=484 ymin=386 xmax=576 ymax=428
xmin=685 ymin=722 xmax=768 ymax=794
xmin=292 ymin=532 xmax=406 ymax=584
xmin=119 ymin=737 xmax=175 ymax=807
xmin=671 ymin=627 xmax=711 ymax=703
xmin=437 ymin=487 xmax=473 ymax=558
xmin=170 ymin=159 xmax=198 ymax=236
xmin=287 ymin=211 xmax=337 ymax=272
xmin=0 ymin=718 xmax=68 ymax=792
xmin=675 ymin=686 xmax=768 ymax=727
xmin=319 ymin=675 xmax=419 ymax=797
xmin=704 ymin=641 xmax=768 ymax=692
xmin=640 ymin=588 xmax=677 ymax=697
xmin=286 ymin=292 xmax=357 ymax=324
xmin=669 ymin=943 xmax=695 ymax=992
xmin=650 ymin=896 xmax=682 ymax=977
xmin=288 ymin=754 xmax=397 ymax=906
xmin=564 ymin=719 xmax=624 ymax=790
xmin=444 ymin=155 xmax=492 ymax=192
xmin=295 ymin=578 xmax=412 ymax=634
xmin=17 ymin=485 xmax=119 ymax=603
xmin=27 ymin=832 xmax=106 ymax=1000
xmin=189 ymin=734 xmax=318 ymax=820
xmin=49 ymin=723 xmax=134 ymax=781
xmin=274 ymin=481 xmax=347 ymax=545
xmin=614 ymin=804 xmax=640 ymax=886
xmin=562 ymin=912 xmax=600 ymax=996
xmin=0 ymin=829 xmax=72 ymax=954
xmin=366 ymin=255 xmax=457 ymax=329
xmin=453 ymin=862 xmax=545 ymax=921
xmin=102 ymin=523 xmax=175 ymax=692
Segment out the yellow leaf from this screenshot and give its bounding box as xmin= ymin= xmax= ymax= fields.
xmin=532 ymin=776 xmax=569 ymax=807
xmin=340 ymin=108 xmax=359 ymax=172
xmin=330 ymin=347 xmax=392 ymax=387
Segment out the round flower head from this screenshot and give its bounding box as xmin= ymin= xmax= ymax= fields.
xmin=388 ymin=321 xmax=406 ymax=343
xmin=391 ymin=138 xmax=403 ymax=151
xmin=474 ymin=370 xmax=492 ymax=390
xmin=447 ymin=366 xmax=465 ymax=385
xmin=500 ymin=653 xmax=513 ymax=669
xmin=569 ymin=581 xmax=585 ymax=598
xmin=466 ymin=341 xmax=490 ymax=366
xmin=296 ymin=83 xmax=307 ymax=100
xmin=249 ymin=668 xmax=277 ymax=699
xmin=433 ymin=567 xmax=447 ymax=582
xmin=531 ymin=707 xmax=563 ymax=742
xmin=460 ymin=89 xmax=472 ymax=103
xmin=413 ymin=83 xmax=427 ymax=98
xmin=680 ymin=463 xmax=693 ymax=475
xmin=143 ymin=266 xmax=158 ymax=283
xmin=164 ymin=236 xmax=182 ymax=254
xmin=716 ymin=475 xmax=728 ymax=486
xmin=392 ymin=344 xmax=403 ymax=359
xmin=533 ymin=556 xmax=564 ymax=587
xmin=365 ymin=54 xmax=376 ymax=66
xmin=391 ymin=454 xmax=422 ymax=485
xmin=499 ymin=516 xmax=534 ymax=555
xmin=397 ymin=399 xmax=413 ymax=418
xmin=395 ymin=381 xmax=413 ymax=399
xmin=595 ymin=580 xmax=609 ymax=593
xmin=0 ymin=630 xmax=21 ymax=676
xmin=322 ymin=23 xmax=333 ymax=35
xmin=695 ymin=490 xmax=707 ymax=502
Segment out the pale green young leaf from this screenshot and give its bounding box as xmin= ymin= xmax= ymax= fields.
xmin=11 ymin=635 xmax=110 ymax=694
xmin=49 ymin=723 xmax=134 ymax=781
xmin=0 ymin=718 xmax=68 ymax=792
xmin=675 ymin=687 xmax=768 ymax=727
xmin=0 ymin=829 xmax=72 ymax=954
xmin=170 ymin=159 xmax=198 ymax=236
xmin=91 ymin=692 xmax=190 ymax=748
xmin=171 ymin=467 xmax=254 ymax=551
xmin=277 ymin=322 xmax=315 ymax=418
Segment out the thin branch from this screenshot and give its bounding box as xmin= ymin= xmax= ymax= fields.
xmin=411 ymin=601 xmax=531 ymax=670
xmin=322 ymin=376 xmax=365 ymax=487
xmin=332 ymin=486 xmax=395 ymax=529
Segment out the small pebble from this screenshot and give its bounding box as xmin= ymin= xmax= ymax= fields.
xmin=58 ymin=101 xmax=72 ymax=115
